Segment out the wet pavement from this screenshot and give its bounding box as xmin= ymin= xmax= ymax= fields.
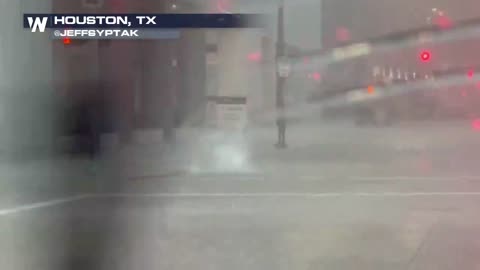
xmin=3 ymin=190 xmax=480 ymax=269
xmin=2 ymin=121 xmax=480 ymax=269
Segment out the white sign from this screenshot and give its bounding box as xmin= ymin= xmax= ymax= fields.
xmin=207 ymin=96 xmax=248 ymax=130
xmin=277 ymin=57 xmax=291 ymax=78
xmin=217 ymin=104 xmax=247 ymax=130
xmin=333 ymin=43 xmax=371 ymax=61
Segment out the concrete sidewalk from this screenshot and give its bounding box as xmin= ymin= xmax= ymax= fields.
xmin=2 ymin=120 xmax=478 ymax=209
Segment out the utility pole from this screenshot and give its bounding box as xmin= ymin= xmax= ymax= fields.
xmin=275 ymin=1 xmax=287 ymax=148
xmin=163 ymin=0 xmax=180 ymax=143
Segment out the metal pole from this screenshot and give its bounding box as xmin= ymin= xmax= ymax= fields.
xmin=275 ymin=2 xmax=287 ymax=148
xmin=164 ymin=1 xmax=179 ymax=143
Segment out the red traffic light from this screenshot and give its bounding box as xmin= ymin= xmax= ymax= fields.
xmin=468 ymin=69 xmax=474 ymax=78
xmin=473 ymin=119 xmax=480 ymax=131
xmin=420 ymin=51 xmax=431 ymax=62
xmin=62 ymin=39 xmax=90 ymax=47
xmin=336 ymin=26 xmax=351 ymax=42
xmin=367 ymin=85 xmax=375 ymax=94
xmin=247 ymin=52 xmax=262 ymax=62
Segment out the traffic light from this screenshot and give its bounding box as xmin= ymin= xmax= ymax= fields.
xmin=336 ymin=26 xmax=351 ymax=42
xmin=468 ymin=69 xmax=474 ymax=79
xmin=62 ymin=39 xmax=90 ymax=47
xmin=247 ymin=52 xmax=262 ymax=62
xmin=472 ymin=119 xmax=480 ymax=131
xmin=420 ymin=50 xmax=431 ymax=62
xmin=312 ymin=72 xmax=321 ymax=81
xmin=367 ymin=85 xmax=375 ymax=94
xmin=435 ymin=15 xmax=452 ymax=29
xmin=307 ymin=72 xmax=321 ymax=81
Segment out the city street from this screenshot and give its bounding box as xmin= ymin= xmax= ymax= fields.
xmin=4 ymin=0 xmax=480 ymax=269
xmin=2 ymin=121 xmax=480 ymax=269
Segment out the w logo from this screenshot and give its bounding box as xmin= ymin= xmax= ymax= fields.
xmin=27 ymin=16 xmax=48 ymax=32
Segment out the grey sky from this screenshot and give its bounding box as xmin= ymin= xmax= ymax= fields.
xmin=183 ymin=0 xmax=324 ymax=49
xmin=284 ymin=0 xmax=322 ymax=50
xmin=244 ymin=0 xmax=323 ymax=50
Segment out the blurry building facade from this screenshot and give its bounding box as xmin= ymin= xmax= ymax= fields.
xmin=53 ymin=0 xmax=208 ymax=138
xmin=51 ymin=0 xmax=273 ymax=134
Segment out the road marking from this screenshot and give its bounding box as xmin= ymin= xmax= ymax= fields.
xmin=2 ymin=191 xmax=479 ymax=217
xmin=0 ymin=194 xmax=91 ymax=216
xmin=129 ymin=174 xmax=480 ymax=182
xmin=4 ymin=190 xmax=480 ymax=217
xmin=354 ymin=176 xmax=480 ymax=181
xmin=130 ymin=173 xmax=266 ymax=181
xmin=92 ymin=192 xmax=480 ymax=198
xmin=93 ymin=193 xmax=345 ymax=198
